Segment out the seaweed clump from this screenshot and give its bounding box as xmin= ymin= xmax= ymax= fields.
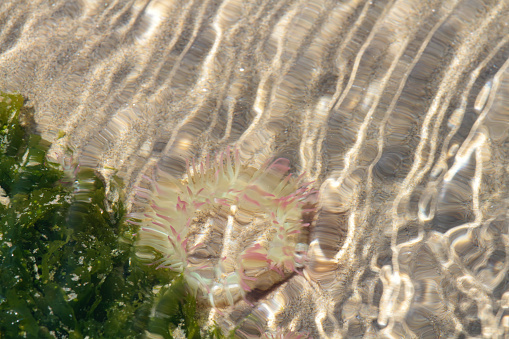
xmin=0 ymin=92 xmax=225 ymax=338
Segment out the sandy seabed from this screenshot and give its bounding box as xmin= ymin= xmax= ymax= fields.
xmin=1 ymin=0 xmax=509 ymax=337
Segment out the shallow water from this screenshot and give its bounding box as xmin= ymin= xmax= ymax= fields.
xmin=1 ymin=0 xmax=509 ymax=337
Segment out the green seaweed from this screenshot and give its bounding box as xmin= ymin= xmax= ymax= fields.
xmin=0 ymin=93 xmax=225 ymax=338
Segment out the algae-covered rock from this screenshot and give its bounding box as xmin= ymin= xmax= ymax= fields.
xmin=0 ymin=92 xmax=223 ymax=338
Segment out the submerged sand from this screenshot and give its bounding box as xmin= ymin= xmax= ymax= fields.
xmin=1 ymin=0 xmax=509 ymax=337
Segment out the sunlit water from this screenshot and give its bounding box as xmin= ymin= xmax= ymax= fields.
xmin=1 ymin=0 xmax=509 ymax=337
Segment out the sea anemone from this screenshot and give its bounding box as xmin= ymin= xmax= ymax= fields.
xmin=130 ymin=147 xmax=315 ymax=307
